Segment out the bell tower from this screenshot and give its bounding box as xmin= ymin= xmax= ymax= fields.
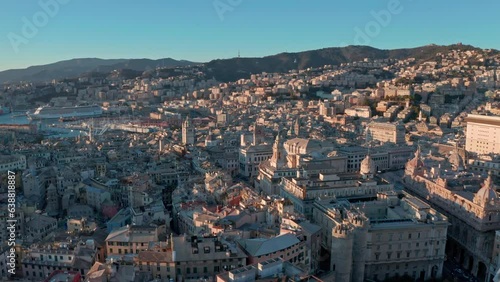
xmin=182 ymin=116 xmax=195 ymax=145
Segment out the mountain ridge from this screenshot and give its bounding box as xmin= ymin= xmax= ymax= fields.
xmin=1 ymin=44 xmax=497 ymax=84
xmin=205 ymin=44 xmax=497 ymax=82
xmin=0 ymin=58 xmax=198 ymax=84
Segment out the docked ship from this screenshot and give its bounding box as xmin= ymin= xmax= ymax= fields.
xmin=26 ymin=105 xmax=103 ymax=120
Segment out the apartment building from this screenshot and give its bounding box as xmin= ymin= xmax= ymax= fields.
xmin=367 ymin=121 xmax=406 ymax=145
xmin=0 ymin=154 xmax=26 ymax=172
xmin=239 ymin=144 xmax=273 ymax=178
xmin=465 ymin=114 xmax=500 ymax=155
xmin=21 ymin=241 xmax=97 ymax=280
xmin=106 ymin=225 xmax=158 ymax=256
xmin=171 ymin=235 xmax=248 ymax=281
xmin=237 ymin=233 xmax=306 ymax=266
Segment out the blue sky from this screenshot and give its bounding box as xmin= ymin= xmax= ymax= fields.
xmin=0 ymin=0 xmax=498 ymax=71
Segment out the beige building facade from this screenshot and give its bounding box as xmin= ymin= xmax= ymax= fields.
xmin=465 ymin=114 xmax=500 ymax=155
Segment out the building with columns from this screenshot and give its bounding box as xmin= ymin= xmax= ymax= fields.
xmin=403 ymin=146 xmax=500 ymax=281
xmin=255 ymin=134 xmax=297 ymax=195
xmin=279 ymin=153 xmax=394 ymax=219
xmin=255 ymin=135 xmax=338 ymax=196
xmin=312 ymin=191 xmax=449 ymax=282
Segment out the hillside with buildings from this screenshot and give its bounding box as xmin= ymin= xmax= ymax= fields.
xmin=1 ymin=45 xmax=500 ymax=282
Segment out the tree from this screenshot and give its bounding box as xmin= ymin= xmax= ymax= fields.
xmin=412 ymin=93 xmax=423 ymax=103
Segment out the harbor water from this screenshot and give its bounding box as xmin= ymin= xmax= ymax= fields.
xmin=0 ymin=112 xmax=84 ymax=138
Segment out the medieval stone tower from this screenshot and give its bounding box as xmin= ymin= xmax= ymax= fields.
xmin=182 ymin=116 xmax=195 ymax=145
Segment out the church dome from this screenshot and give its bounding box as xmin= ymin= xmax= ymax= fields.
xmin=474 ymin=174 xmax=498 ymax=206
xmin=360 ymin=154 xmax=376 ymax=176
